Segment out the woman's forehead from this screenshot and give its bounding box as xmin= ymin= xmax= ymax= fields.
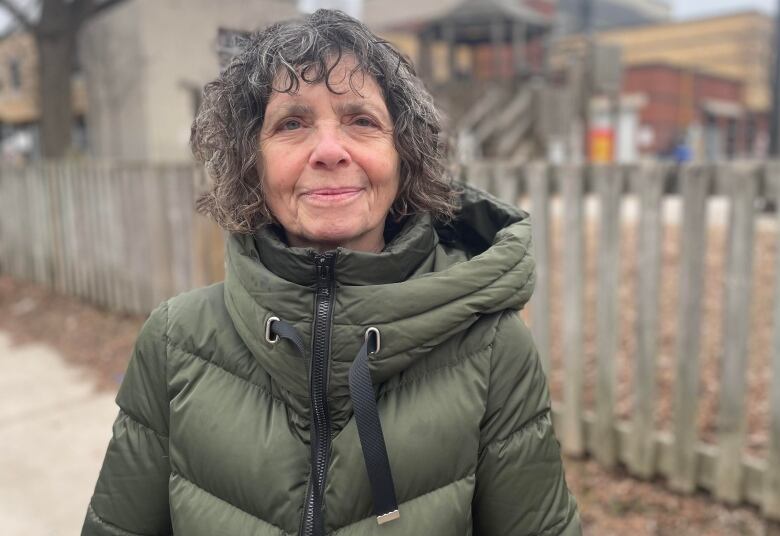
xmin=266 ymin=62 xmax=387 ymax=112
xmin=271 ymin=53 xmax=377 ymax=92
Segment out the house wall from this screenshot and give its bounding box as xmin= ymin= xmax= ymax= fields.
xmin=623 ymin=64 xmax=745 ymax=157
xmin=81 ymin=0 xmax=297 ymax=162
xmin=599 ymin=11 xmax=772 ymax=112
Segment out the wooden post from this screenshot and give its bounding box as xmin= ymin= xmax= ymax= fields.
xmin=418 ymin=30 xmax=433 ymax=82
xmin=670 ymin=164 xmax=710 ymax=493
xmin=715 ymin=162 xmax=757 ymax=504
xmin=493 ymin=161 xmax=520 ymax=205
xmin=766 ymin=159 xmax=780 ymax=520
xmin=561 ymin=164 xmax=586 ymax=456
xmin=443 ymin=22 xmax=456 ymax=81
xmin=46 ymin=163 xmax=66 ymax=295
xmin=169 ymin=165 xmax=194 ymax=295
xmin=594 ymin=164 xmax=622 ymax=468
xmin=630 ymin=162 xmax=666 ymax=478
xmin=491 ymin=19 xmax=504 ymax=80
xmin=527 ymin=162 xmax=551 ymax=375
xmin=511 ymin=20 xmax=526 ymax=78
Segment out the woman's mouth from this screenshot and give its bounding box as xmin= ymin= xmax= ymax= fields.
xmin=302 ymin=188 xmax=364 ymax=205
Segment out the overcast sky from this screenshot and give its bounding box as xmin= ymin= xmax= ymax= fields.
xmin=673 ymin=0 xmax=776 ymax=18
xmin=0 ymin=1 xmax=774 ymax=33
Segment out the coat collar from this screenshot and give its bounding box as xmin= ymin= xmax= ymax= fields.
xmin=250 ymin=213 xmax=439 ymax=287
xmin=222 ymin=185 xmax=535 ymax=408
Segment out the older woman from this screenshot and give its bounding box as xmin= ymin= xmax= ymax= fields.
xmin=82 ymin=9 xmax=580 ymax=536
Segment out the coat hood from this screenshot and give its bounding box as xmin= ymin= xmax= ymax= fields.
xmin=223 ymin=184 xmax=535 ymax=404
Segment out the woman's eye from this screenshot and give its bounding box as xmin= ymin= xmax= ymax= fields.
xmin=279 ymin=119 xmax=302 ymax=131
xmin=353 ymin=117 xmax=376 ymax=128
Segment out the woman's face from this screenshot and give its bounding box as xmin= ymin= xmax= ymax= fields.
xmin=258 ymin=56 xmax=400 ymax=253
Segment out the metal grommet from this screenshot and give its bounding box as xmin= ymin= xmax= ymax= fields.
xmin=265 ymin=316 xmax=280 ymax=344
xmin=364 ymin=327 xmax=381 ymax=355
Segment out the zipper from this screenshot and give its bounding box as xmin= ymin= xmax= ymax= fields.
xmin=300 ymin=252 xmax=337 ymax=536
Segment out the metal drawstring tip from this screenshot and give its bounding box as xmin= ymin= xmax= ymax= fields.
xmin=376 ymin=510 xmax=400 ymax=525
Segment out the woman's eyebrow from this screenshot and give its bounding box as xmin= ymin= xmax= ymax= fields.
xmin=334 ymin=101 xmax=388 ymax=120
xmin=265 ymin=103 xmax=314 ymax=123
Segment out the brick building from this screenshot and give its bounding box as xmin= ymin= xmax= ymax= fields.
xmin=623 ymin=63 xmax=750 ymax=159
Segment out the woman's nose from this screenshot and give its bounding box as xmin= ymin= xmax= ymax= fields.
xmin=309 ymin=128 xmax=351 ymax=170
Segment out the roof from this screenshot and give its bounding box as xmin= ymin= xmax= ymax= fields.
xmin=435 ymin=0 xmax=552 ymax=27
xmin=374 ymin=0 xmax=552 ymax=34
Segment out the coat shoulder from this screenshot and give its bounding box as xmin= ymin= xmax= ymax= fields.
xmin=163 ymin=282 xmax=243 ymax=360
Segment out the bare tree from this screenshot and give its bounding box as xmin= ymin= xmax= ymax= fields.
xmin=0 ymin=0 xmax=126 ymax=158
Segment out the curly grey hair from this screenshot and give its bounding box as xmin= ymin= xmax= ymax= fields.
xmin=191 ymin=8 xmax=456 ymax=234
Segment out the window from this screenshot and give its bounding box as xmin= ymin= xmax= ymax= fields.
xmin=9 ymin=58 xmax=21 ymax=90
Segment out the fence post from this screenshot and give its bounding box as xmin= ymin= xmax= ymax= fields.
xmin=714 ymin=162 xmax=757 ymax=504
xmin=467 ymin=161 xmax=491 ymax=193
xmin=593 ymin=164 xmax=622 ymax=468
xmin=670 ymin=164 xmax=710 ymax=493
xmin=629 ymin=162 xmax=666 ymax=478
xmin=493 ymin=161 xmax=520 ymax=205
xmin=766 ymin=160 xmax=780 ymax=520
xmin=560 ymin=163 xmax=586 ymax=456
xmin=527 ymin=162 xmax=551 ymax=375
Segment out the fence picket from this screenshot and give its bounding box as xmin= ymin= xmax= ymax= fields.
xmin=560 ymin=163 xmax=585 ymax=456
xmin=124 ymin=164 xmax=146 ymax=314
xmin=670 ymin=164 xmax=710 ymax=493
xmin=103 ymin=162 xmax=121 ymax=311
xmin=527 ymin=162 xmax=551 ymax=374
xmin=168 ymin=165 xmax=193 ymax=295
xmin=493 ymin=162 xmax=520 ymax=205
xmin=594 ymin=164 xmax=622 ymax=468
xmin=46 ymin=164 xmax=64 ymax=294
xmin=629 ymin=162 xmax=666 ymax=478
xmin=715 ymin=163 xmax=757 ymax=504
xmin=467 ymin=162 xmax=491 ymax=193
xmin=60 ymin=164 xmax=76 ymax=297
xmin=0 ymin=169 xmax=6 ymax=273
xmin=765 ymin=161 xmax=780 ymax=520
xmin=87 ymin=162 xmax=105 ymax=307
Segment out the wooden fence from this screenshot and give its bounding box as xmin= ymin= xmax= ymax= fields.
xmin=0 ymin=162 xmax=224 ymax=315
xmin=467 ymin=159 xmax=780 ymax=521
xmin=2 ymin=159 xmax=780 ymax=520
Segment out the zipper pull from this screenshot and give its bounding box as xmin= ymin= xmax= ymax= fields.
xmin=316 ymin=255 xmax=329 ymax=280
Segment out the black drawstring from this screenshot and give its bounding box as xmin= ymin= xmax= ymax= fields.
xmin=348 ymin=332 xmax=400 ymax=524
xmin=268 ymin=317 xmax=306 ymax=356
xmin=267 ymin=317 xmax=400 ymax=525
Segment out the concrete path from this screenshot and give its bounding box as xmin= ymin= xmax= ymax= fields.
xmin=0 ymin=332 xmax=118 ymax=536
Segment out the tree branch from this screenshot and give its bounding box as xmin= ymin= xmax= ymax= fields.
xmin=0 ymin=0 xmax=35 ymax=31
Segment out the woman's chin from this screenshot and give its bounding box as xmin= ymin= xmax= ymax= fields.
xmin=295 ymin=219 xmax=382 ymax=251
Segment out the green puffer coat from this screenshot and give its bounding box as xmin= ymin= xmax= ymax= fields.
xmin=82 ymin=185 xmax=580 ymax=536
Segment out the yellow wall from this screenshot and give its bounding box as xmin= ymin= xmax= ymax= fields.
xmin=597 ymin=11 xmax=772 ymax=111
xmin=0 ymin=30 xmax=87 ymax=124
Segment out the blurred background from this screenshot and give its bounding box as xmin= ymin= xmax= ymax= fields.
xmin=1 ymin=0 xmax=780 ymax=534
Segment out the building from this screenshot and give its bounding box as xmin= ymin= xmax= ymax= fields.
xmin=79 ymin=0 xmax=297 ymax=162
xmin=623 ymin=63 xmax=748 ymax=159
xmin=79 ymin=0 xmax=560 ymax=162
xmin=600 ymin=10 xmax=774 ymax=158
xmin=0 ymin=30 xmax=87 ymax=160
xmin=550 ymin=9 xmax=773 ymax=161
xmin=366 ymin=0 xmax=554 ymax=82
xmin=557 ymin=0 xmax=671 ymax=33
xmin=598 ymin=10 xmax=772 ymax=114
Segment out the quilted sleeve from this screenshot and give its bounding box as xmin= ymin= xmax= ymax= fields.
xmin=473 ymin=312 xmax=581 ymax=536
xmin=81 ymin=303 xmax=172 ymax=536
